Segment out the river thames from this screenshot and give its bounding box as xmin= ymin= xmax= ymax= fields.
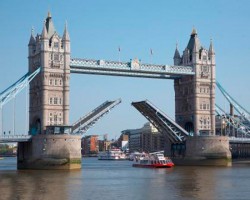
xmin=1 ymin=157 xmax=250 ymax=200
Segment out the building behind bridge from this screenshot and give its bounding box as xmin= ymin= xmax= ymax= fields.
xmin=81 ymin=135 xmax=113 ymax=156
xmin=122 ymin=122 xmax=166 ymax=153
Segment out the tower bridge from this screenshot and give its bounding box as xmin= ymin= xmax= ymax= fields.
xmin=2 ymin=12 xmax=249 ymax=169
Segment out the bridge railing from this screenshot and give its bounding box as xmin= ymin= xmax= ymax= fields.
xmin=0 ymin=134 xmax=31 ymax=142
xmin=70 ymin=58 xmax=195 ymax=77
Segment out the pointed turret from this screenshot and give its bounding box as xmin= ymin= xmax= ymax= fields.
xmin=45 ymin=11 xmax=56 ymax=39
xmin=174 ymin=43 xmax=181 ymax=65
xmin=174 ymin=43 xmax=181 ymax=59
xmin=209 ymin=39 xmax=215 ymax=55
xmin=62 ymin=21 xmax=70 ymax=41
xmin=28 ymin=27 xmax=36 ymax=45
xmin=41 ymin=21 xmax=48 ymax=39
xmin=208 ymin=39 xmax=215 ymax=64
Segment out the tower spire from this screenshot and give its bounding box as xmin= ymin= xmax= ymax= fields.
xmin=41 ymin=21 xmax=48 ymax=39
xmin=48 ymin=10 xmax=51 ymax=19
xmin=186 ymin=28 xmax=200 ymax=53
xmin=174 ymin=42 xmax=181 ymax=59
xmin=209 ymin=39 xmax=215 ymax=54
xmin=191 ymin=27 xmax=197 ymax=36
xmin=45 ymin=12 xmax=56 ymax=39
xmin=62 ymin=21 xmax=70 ymax=41
xmin=28 ymin=27 xmax=36 ymax=45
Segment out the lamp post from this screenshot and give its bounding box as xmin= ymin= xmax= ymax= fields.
xmin=221 ymin=118 xmax=226 ymax=136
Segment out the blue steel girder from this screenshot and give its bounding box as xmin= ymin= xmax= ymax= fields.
xmin=70 ymin=58 xmax=194 ymax=79
xmin=0 ymin=68 xmax=41 ymax=107
xmin=215 ymin=104 xmax=250 ymax=137
xmin=216 ymin=81 xmax=250 ymax=124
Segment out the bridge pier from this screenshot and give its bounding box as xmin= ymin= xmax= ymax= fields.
xmin=17 ymin=134 xmax=82 ymax=170
xmin=169 ymin=136 xmax=232 ymax=166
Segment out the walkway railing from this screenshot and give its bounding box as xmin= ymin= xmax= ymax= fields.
xmin=70 ymin=58 xmax=194 ymax=79
xmin=0 ymin=134 xmax=31 ymax=143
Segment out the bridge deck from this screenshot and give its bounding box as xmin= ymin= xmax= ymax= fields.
xmin=71 ymin=99 xmax=121 ymax=134
xmin=0 ymin=135 xmax=31 ymax=143
xmin=132 ymin=100 xmax=189 ymax=143
xmin=70 ymin=58 xmax=194 ymax=79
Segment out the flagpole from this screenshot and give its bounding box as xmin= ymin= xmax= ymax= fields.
xmin=118 ymin=46 xmax=121 ymax=62
xmin=150 ymin=48 xmax=153 ymax=64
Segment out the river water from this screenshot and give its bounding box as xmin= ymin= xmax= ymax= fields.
xmin=0 ymin=157 xmax=250 ymax=200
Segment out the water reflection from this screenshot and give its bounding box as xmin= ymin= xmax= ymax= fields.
xmin=0 ymin=169 xmax=82 ymax=200
xmin=1 ymin=158 xmax=250 ymax=200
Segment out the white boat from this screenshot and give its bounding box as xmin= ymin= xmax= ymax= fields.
xmin=129 ymin=152 xmax=144 ymax=161
xmin=98 ymin=149 xmax=126 ymax=160
xmin=133 ymin=151 xmax=174 ymax=168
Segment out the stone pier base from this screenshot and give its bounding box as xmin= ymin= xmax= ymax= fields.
xmin=17 ymin=135 xmax=82 ymax=170
xmin=171 ymin=136 xmax=232 ymax=166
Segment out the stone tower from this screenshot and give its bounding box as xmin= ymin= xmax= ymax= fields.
xmin=174 ymin=29 xmax=215 ymax=136
xmin=28 ymin=12 xmax=70 ymax=134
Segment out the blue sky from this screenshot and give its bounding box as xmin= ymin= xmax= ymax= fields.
xmin=1 ymin=0 xmax=250 ymax=139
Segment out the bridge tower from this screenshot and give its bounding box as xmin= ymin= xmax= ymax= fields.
xmin=28 ymin=12 xmax=70 ymax=134
xmin=174 ymin=29 xmax=215 ymax=136
xmin=17 ymin=13 xmax=81 ymax=170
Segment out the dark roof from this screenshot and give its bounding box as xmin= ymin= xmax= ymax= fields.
xmin=186 ymin=29 xmax=200 ymax=52
xmin=45 ymin=12 xmax=56 ymax=39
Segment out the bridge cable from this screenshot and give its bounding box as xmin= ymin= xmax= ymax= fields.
xmin=0 ymin=105 xmax=2 ymax=135
xmin=13 ymin=96 xmax=16 ymax=135
xmin=216 ymin=81 xmax=250 ymax=123
xmin=25 ymin=86 xmax=28 ymax=135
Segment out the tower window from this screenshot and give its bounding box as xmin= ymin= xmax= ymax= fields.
xmin=54 ymin=97 xmax=58 ymax=105
xmin=54 ymin=42 xmax=59 ymax=48
xmin=49 ymin=98 xmax=53 ymax=104
xmin=49 ymin=79 xmax=53 ymax=85
xmin=59 ymin=98 xmax=62 ymax=105
xmin=59 ymin=79 xmax=62 ymax=86
xmin=55 ymin=79 xmax=58 ymax=86
xmin=54 ymin=53 xmax=59 ymax=61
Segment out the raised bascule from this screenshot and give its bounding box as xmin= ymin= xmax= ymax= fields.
xmin=3 ymin=12 xmax=247 ymax=169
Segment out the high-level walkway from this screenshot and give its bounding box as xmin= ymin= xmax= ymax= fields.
xmin=70 ymin=58 xmax=194 ymax=79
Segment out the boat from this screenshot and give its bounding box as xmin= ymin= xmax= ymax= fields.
xmin=132 ymin=151 xmax=174 ymax=168
xmin=128 ymin=152 xmax=143 ymax=161
xmin=98 ymin=149 xmax=127 ymax=160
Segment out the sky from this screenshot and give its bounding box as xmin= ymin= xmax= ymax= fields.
xmin=1 ymin=0 xmax=250 ymax=139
